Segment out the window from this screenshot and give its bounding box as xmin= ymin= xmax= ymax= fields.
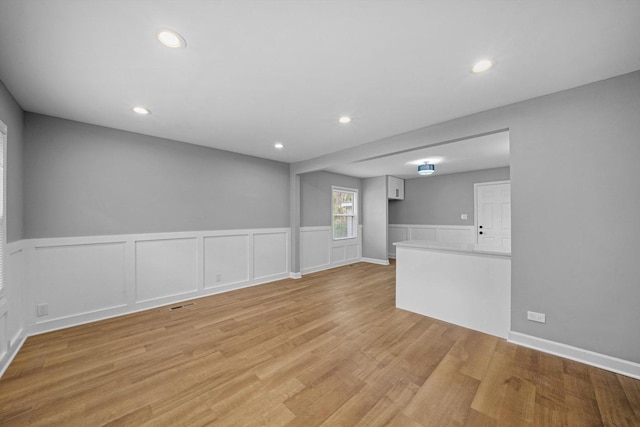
xmin=332 ymin=186 xmax=357 ymax=240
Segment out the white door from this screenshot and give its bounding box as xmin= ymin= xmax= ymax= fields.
xmin=475 ymin=181 xmax=511 ymax=251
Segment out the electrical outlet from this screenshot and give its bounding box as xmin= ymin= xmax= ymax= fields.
xmin=527 ymin=311 xmax=546 ymax=323
xmin=461 ymin=214 xmax=468 ymax=220
xmin=37 ymin=303 xmax=49 ymax=317
xmin=215 ymin=272 xmax=222 ymax=282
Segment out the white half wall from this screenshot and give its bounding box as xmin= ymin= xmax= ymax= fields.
xmin=300 ymin=226 xmax=362 ymax=274
xmin=395 ymin=245 xmax=511 ymax=339
xmin=388 ymin=224 xmax=474 ymax=257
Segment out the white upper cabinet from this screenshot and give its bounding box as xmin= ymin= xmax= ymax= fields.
xmin=387 ymin=176 xmax=404 ymax=200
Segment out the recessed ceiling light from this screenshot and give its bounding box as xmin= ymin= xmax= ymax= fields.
xmin=274 ymin=142 xmax=284 ymax=149
xmin=157 ymin=29 xmax=186 ymax=48
xmin=133 ymin=106 xmax=151 ymax=115
xmin=338 ymin=116 xmax=351 ymax=124
xmin=472 ymin=59 xmax=493 ymax=73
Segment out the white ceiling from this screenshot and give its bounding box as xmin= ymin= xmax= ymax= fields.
xmin=327 ymin=131 xmax=510 ymax=179
xmin=0 ymin=1 xmax=639 ymax=164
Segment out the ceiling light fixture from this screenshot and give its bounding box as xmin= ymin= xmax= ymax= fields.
xmin=274 ymin=142 xmax=284 ymax=149
xmin=133 ymin=106 xmax=151 ymax=115
xmin=338 ymin=116 xmax=352 ymax=124
xmin=472 ymin=59 xmax=493 ymax=73
xmin=157 ymin=29 xmax=186 ymax=48
xmin=418 ymin=163 xmax=435 ymax=175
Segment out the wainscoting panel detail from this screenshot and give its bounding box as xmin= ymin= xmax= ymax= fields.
xmin=253 ymin=232 xmax=288 ymax=280
xmin=300 ymin=226 xmax=362 ymax=274
xmin=300 ymin=228 xmax=331 ymax=272
xmin=35 ymin=242 xmax=128 ymax=320
xmin=135 ymin=238 xmax=198 ymax=303
xmin=204 ymin=234 xmax=250 ymax=288
xmin=17 ymin=228 xmax=290 ymax=336
xmin=388 ymin=224 xmax=475 ymax=257
xmin=0 ymin=243 xmax=27 ymax=378
xmin=331 ymin=246 xmax=346 ymax=264
xmin=0 ymin=313 xmax=7 ymax=361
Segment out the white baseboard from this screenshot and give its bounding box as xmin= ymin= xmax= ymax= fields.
xmin=28 ymin=272 xmax=290 ymax=337
xmin=0 ymin=329 xmax=26 ymax=378
xmin=289 ymin=272 xmax=302 ymax=279
xmin=300 ymin=259 xmax=362 ymax=276
xmin=508 ymin=331 xmax=640 ymax=380
xmin=361 ymin=257 xmax=390 ymax=266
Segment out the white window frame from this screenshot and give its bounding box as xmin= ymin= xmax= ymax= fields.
xmin=331 ymin=186 xmax=358 ymax=241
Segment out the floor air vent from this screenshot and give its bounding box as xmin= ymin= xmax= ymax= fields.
xmin=170 ymin=302 xmax=196 ymax=311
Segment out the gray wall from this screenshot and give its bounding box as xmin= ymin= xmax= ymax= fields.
xmin=389 ymin=167 xmax=510 ymax=225
xmin=24 ymin=113 xmax=290 ymax=238
xmin=0 ymin=80 xmax=23 ymax=242
xmin=361 ymin=176 xmax=388 ymax=261
xmin=300 ymin=171 xmax=362 ymax=227
xmin=294 ymin=71 xmax=640 ymax=364
xmin=510 ymin=73 xmax=640 ymax=363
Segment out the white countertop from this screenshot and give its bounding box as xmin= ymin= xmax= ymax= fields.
xmin=393 ymin=240 xmax=511 ymax=257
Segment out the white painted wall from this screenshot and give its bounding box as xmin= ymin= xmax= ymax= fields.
xmin=395 ymin=245 xmax=511 ymax=338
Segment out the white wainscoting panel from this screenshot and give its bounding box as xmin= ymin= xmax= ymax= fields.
xmin=253 ymin=232 xmax=288 ymax=280
xmin=7 ymin=247 xmax=24 ymax=346
xmin=300 ymin=226 xmax=362 ymax=275
xmin=0 ymin=243 xmax=27 ymax=378
xmin=331 ymin=246 xmax=346 ymax=264
xmin=345 ymin=243 xmax=359 ymax=261
xmin=388 ymin=224 xmax=474 ymax=257
xmin=409 ymin=227 xmax=437 ymax=242
xmin=18 ymin=228 xmax=290 ymax=337
xmin=35 ymin=243 xmax=127 ymax=320
xmin=0 ymin=312 xmax=6 ymax=361
xmin=135 ymin=238 xmax=198 ymax=303
xmin=204 ymin=234 xmax=250 ymax=289
xmin=300 ymin=227 xmax=331 ymax=272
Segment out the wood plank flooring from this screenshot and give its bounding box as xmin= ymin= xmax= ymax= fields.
xmin=1 ymin=261 xmax=639 ymax=426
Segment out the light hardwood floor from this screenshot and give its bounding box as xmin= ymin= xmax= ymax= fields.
xmin=1 ymin=261 xmax=639 ymax=426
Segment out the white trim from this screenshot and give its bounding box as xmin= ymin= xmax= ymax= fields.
xmin=388 ymin=224 xmax=475 ymax=257
xmin=361 ymin=257 xmax=390 ymax=266
xmin=300 ymin=225 xmax=362 ymax=275
xmin=289 ymin=272 xmax=302 ymax=279
xmin=0 ymin=329 xmax=26 ymax=378
xmin=28 ymin=273 xmax=289 ymax=337
xmin=508 ymin=331 xmax=640 ymax=380
xmin=390 ymin=224 xmax=474 ymax=231
xmin=331 ymin=186 xmax=358 ymax=241
xmin=13 ymin=227 xmax=291 ymax=338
